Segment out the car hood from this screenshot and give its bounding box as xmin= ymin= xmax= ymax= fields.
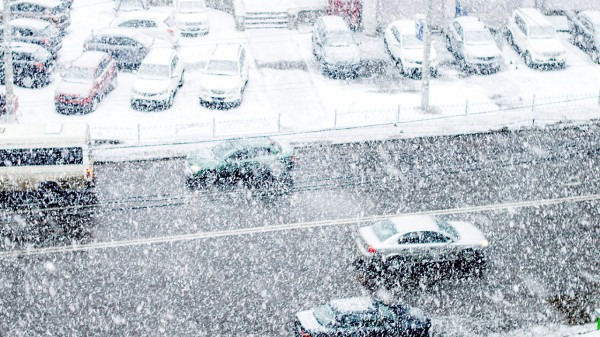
xmin=464 ymin=44 xmax=501 ymax=58
xmin=55 ymin=81 xmax=93 ymax=97
xmin=177 ymin=11 xmax=208 ymax=23
xmin=324 ymin=44 xmax=361 ymax=63
xmin=201 ymin=74 xmax=241 ymax=91
xmin=528 ymin=38 xmax=565 ymax=54
xmin=450 ymin=221 xmax=487 ymax=246
xmin=133 ymin=77 xmax=170 ymax=94
xmin=403 ymin=47 xmax=437 ymax=62
xmin=187 ymin=148 xmax=218 ymax=168
xmin=296 ymin=310 xmax=327 ymax=333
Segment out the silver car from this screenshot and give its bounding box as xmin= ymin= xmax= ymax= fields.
xmin=355 ymin=215 xmax=488 ymax=270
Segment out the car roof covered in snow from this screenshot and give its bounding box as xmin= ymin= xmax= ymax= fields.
xmin=72 ymin=51 xmax=110 ymax=68
xmin=320 ymin=15 xmax=350 ymax=32
xmin=9 ymin=41 xmax=45 ymax=54
xmin=10 ymin=18 xmax=51 ymax=30
xmin=90 ymin=27 xmax=154 ymax=46
xmin=454 ymin=16 xmax=487 ymax=31
xmin=329 ymin=297 xmax=375 ymax=314
xmin=580 ymin=10 xmax=600 ymax=25
xmin=210 ymin=43 xmax=242 ymax=61
xmin=388 ymin=215 xmax=441 ymax=234
xmin=12 ymin=0 xmax=63 ymax=8
xmin=142 ymin=48 xmax=176 ymax=65
xmin=389 ymin=20 xmax=416 ymax=34
xmin=516 ymin=8 xmax=552 ymax=26
xmin=112 ymin=9 xmax=174 ymax=23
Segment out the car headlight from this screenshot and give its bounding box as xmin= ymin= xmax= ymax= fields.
xmin=190 ymin=165 xmax=200 ymax=172
xmin=481 ymin=239 xmax=489 ymax=248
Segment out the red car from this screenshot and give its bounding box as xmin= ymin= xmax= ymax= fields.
xmin=54 ymin=51 xmax=117 ymax=114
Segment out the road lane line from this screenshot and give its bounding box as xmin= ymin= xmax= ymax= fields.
xmin=1 ymin=193 xmax=599 ymax=258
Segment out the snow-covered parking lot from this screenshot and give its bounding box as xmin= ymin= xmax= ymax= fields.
xmin=7 ymin=0 xmax=600 ymax=145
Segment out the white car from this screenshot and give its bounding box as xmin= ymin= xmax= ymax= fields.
xmin=110 ymin=11 xmax=181 ymax=46
xmin=384 ymin=20 xmax=438 ymax=77
xmin=198 ymin=43 xmax=249 ymax=108
xmin=175 ymin=0 xmax=209 ymax=36
xmin=355 ymin=215 xmax=488 ymax=270
xmin=311 ymin=15 xmax=361 ymax=75
xmin=445 ymin=16 xmax=502 ymax=73
xmin=505 ymin=7 xmax=566 ymax=68
xmin=130 ymin=48 xmax=184 ymax=110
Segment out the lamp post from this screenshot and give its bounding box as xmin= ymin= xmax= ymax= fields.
xmin=420 ymin=0 xmax=433 ymax=112
xmin=2 ymin=0 xmax=16 ymax=123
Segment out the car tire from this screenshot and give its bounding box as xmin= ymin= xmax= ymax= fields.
xmin=445 ymin=35 xmax=452 ymax=52
xmin=524 ymin=52 xmax=533 ymax=68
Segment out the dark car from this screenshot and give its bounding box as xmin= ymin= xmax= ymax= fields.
xmin=293 ymin=297 xmax=431 ymax=337
xmin=570 ymin=10 xmax=600 ymax=63
xmin=83 ymin=28 xmax=168 ymax=70
xmin=9 ymin=0 xmax=71 ymax=32
xmin=0 ymin=93 xmax=19 ymax=116
xmin=0 ymin=42 xmax=55 ymax=88
xmin=0 ymin=18 xmax=63 ymax=58
xmin=54 ymin=51 xmax=117 ymax=114
xmin=185 ymin=138 xmax=295 ymax=190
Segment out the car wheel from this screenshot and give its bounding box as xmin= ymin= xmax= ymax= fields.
xmin=445 ymin=35 xmax=452 ymax=52
xmin=524 ymin=52 xmax=533 ymax=68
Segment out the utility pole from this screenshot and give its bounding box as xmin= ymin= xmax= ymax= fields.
xmin=420 ymin=0 xmax=433 ymax=112
xmin=2 ymin=0 xmax=16 ymax=123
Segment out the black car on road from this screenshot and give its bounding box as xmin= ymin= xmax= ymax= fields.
xmin=0 ymin=42 xmax=54 ymax=88
xmin=293 ymin=297 xmax=431 ymax=337
xmin=0 ymin=18 xmax=62 ymax=58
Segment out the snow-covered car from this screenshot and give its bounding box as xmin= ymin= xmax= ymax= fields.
xmin=175 ymin=0 xmax=209 ymax=36
xmin=355 ymin=215 xmax=488 ymax=272
xmin=83 ymin=27 xmax=170 ymax=70
xmin=114 ymin=0 xmax=148 ymax=13
xmin=0 ymin=18 xmax=62 ymax=58
xmin=384 ymin=19 xmax=438 ymax=77
xmin=505 ymin=7 xmax=566 ymax=68
xmin=185 ymin=138 xmax=294 ymax=190
xmin=312 ymin=15 xmax=361 ymax=75
xmin=54 ymin=51 xmax=117 ymax=114
xmin=0 ymin=42 xmax=55 ymax=88
xmin=445 ymin=16 xmax=502 ymax=73
xmin=130 ymin=48 xmax=184 ymax=110
xmin=9 ymin=0 xmax=71 ymax=32
xmin=110 ymin=11 xmax=181 ymax=47
xmin=569 ymin=10 xmax=600 ymax=63
xmin=293 ymin=297 xmax=431 ymax=337
xmin=197 ymin=43 xmax=249 ymax=108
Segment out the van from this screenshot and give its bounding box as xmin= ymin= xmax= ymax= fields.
xmin=505 ymin=8 xmax=566 ymax=68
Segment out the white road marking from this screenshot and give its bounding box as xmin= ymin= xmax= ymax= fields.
xmin=2 ymin=193 xmax=599 ymax=258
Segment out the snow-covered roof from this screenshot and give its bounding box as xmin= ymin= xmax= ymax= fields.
xmin=10 ymin=18 xmax=51 ymax=30
xmin=389 ymin=215 xmax=439 ymax=234
xmin=516 ymin=8 xmax=553 ymax=26
xmin=142 ymin=48 xmax=176 ymax=65
xmin=91 ymin=27 xmax=154 ymax=46
xmin=210 ymin=43 xmax=242 ymax=61
xmin=580 ymin=10 xmax=600 ymax=25
xmin=320 ymin=15 xmax=350 ymax=32
xmin=389 ymin=20 xmax=416 ymax=34
xmin=12 ymin=0 xmax=63 ymax=8
xmin=72 ymin=51 xmax=110 ymax=68
xmin=329 ymin=297 xmax=374 ymax=314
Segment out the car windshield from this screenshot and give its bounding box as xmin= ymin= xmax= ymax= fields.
xmin=313 ymin=304 xmax=335 ymax=326
xmin=326 ymin=31 xmax=355 ymax=47
xmin=206 ymin=60 xmax=238 ymax=76
xmin=464 ymin=30 xmax=495 ymax=45
xmin=211 ymin=141 xmax=237 ymax=159
xmin=435 ymin=218 xmax=459 ymax=239
xmin=402 ymin=34 xmax=423 ymax=49
xmin=529 ymin=25 xmax=556 ymax=38
xmin=177 ymin=1 xmax=205 ymax=13
xmin=372 ymin=220 xmax=398 ymax=241
xmin=63 ymin=66 xmax=95 ymax=83
xmin=137 ymin=64 xmax=169 ymax=79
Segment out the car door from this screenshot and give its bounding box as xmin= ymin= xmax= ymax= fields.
xmin=396 ymin=231 xmax=451 ymax=263
xmin=338 ymin=314 xmax=368 ymax=337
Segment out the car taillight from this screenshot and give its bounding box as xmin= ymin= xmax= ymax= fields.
xmin=35 ymin=62 xmax=44 ymax=71
xmin=167 ymin=28 xmax=174 ymax=36
xmin=42 ymin=38 xmax=50 ymax=45
xmin=368 ymin=245 xmax=377 ymax=253
xmin=86 ymin=168 xmax=92 ymax=178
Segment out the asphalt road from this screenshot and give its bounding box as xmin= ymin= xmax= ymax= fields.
xmin=1 ymin=124 xmax=599 ymax=336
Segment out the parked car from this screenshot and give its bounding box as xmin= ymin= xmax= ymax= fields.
xmin=114 ymin=0 xmax=149 ymax=13
xmin=0 ymin=18 xmax=63 ymax=58
xmin=569 ymin=10 xmax=600 ymax=63
xmin=0 ymin=93 xmax=19 ymax=116
xmin=197 ymin=43 xmax=249 ymax=108
xmin=83 ymin=28 xmax=169 ymax=70
xmin=504 ymin=7 xmax=566 ymax=68
xmin=312 ymin=15 xmax=361 ymax=75
xmin=130 ymin=48 xmax=184 ymax=110
xmin=0 ymin=42 xmax=54 ymax=88
xmin=175 ymin=0 xmax=209 ymax=36
xmin=445 ymin=16 xmax=502 ymax=73
xmin=384 ymin=19 xmax=438 ymax=77
xmin=9 ymin=0 xmax=71 ymax=32
xmin=355 ymin=215 xmax=488 ymax=274
xmin=110 ymin=11 xmax=181 ymax=46
xmin=185 ymin=138 xmax=294 ymax=190
xmin=293 ymin=297 xmax=431 ymax=337
xmin=54 ymin=51 xmax=117 ymax=114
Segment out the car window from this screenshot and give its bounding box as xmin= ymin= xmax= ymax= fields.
xmin=435 ymin=218 xmax=459 ymax=239
xmin=139 ymin=20 xmax=158 ymax=28
xmin=119 ymin=20 xmax=139 ymax=28
xmin=228 ymin=150 xmax=250 ymax=161
xmin=340 ymin=314 xmax=362 ymax=328
xmin=391 ymin=26 xmax=401 ymax=43
xmin=253 ymin=147 xmax=272 ymax=157
xmin=398 ymin=232 xmax=422 ymax=245
xmin=515 ymin=15 xmax=527 ymax=35
xmin=421 ymin=231 xmax=451 ymax=244
xmin=14 ymin=28 xmax=34 ymax=37
xmin=13 ymin=52 xmax=33 ymax=62
xmin=117 ymin=37 xmax=137 ymax=46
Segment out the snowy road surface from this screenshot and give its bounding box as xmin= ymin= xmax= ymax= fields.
xmin=1 ymin=125 xmax=599 ymax=336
